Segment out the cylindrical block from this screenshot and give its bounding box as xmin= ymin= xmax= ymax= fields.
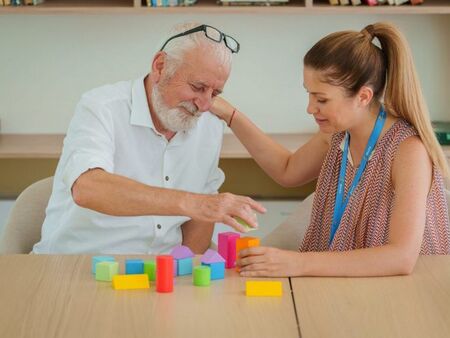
xmin=156 ymin=255 xmax=174 ymax=293
xmin=193 ymin=266 xmax=211 ymax=287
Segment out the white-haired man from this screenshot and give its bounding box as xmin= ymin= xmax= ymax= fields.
xmin=32 ymin=23 xmax=265 ymax=255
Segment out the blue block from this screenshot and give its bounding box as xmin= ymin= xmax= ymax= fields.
xmin=202 ymin=262 xmax=225 ymax=280
xmin=174 ymin=258 xmax=178 ymax=276
xmin=125 ymin=259 xmax=144 ymax=274
xmin=92 ymin=256 xmax=115 ymax=274
xmin=177 ymin=257 xmax=193 ymax=276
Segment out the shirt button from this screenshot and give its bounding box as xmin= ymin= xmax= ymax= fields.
xmin=165 ymin=176 xmax=169 ymax=181
xmin=157 ymin=224 xmax=162 ymax=229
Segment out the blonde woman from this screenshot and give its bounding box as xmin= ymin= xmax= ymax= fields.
xmin=211 ymin=22 xmax=450 ymax=277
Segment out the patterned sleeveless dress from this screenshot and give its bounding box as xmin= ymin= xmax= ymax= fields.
xmin=300 ymin=119 xmax=450 ymax=254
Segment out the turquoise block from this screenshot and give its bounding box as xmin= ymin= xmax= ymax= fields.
xmin=202 ymin=261 xmax=225 ymax=280
xmin=177 ymin=257 xmax=193 ymax=276
xmin=125 ymin=259 xmax=144 ymax=274
xmin=92 ymin=256 xmax=115 ymax=274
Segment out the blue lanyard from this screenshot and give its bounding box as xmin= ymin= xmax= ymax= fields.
xmin=329 ymin=108 xmax=387 ymax=246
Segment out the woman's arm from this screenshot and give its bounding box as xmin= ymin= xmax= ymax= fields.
xmin=211 ymin=97 xmax=330 ymax=187
xmin=238 ymin=136 xmax=433 ymax=277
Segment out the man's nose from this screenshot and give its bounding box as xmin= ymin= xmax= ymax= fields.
xmin=194 ymin=90 xmax=214 ymax=112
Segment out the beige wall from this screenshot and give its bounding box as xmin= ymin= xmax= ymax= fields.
xmin=0 ymin=14 xmax=449 ymax=134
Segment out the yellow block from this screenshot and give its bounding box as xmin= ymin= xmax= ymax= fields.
xmin=112 ymin=274 xmax=150 ymax=290
xmin=246 ymin=281 xmax=283 ymax=297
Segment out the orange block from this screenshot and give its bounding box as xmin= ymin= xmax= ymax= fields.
xmin=235 ymin=237 xmax=260 ymax=271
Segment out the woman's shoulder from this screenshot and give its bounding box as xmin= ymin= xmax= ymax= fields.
xmin=392 ymin=133 xmax=432 ymax=187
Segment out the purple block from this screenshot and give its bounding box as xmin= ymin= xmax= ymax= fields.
xmin=201 ymin=249 xmax=225 ymax=264
xmin=170 ymin=245 xmax=194 ymax=260
xmin=218 ymin=232 xmax=240 ymax=269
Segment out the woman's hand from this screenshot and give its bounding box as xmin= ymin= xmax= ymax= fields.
xmin=210 ymin=96 xmax=235 ymax=124
xmin=238 ymin=246 xmax=303 ymax=277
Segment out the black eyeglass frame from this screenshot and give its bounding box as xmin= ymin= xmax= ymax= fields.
xmin=159 ymin=24 xmax=240 ymax=54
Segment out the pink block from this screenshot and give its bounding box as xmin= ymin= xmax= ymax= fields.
xmin=218 ymin=232 xmax=240 ymax=269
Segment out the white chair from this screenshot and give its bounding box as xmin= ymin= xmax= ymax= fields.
xmin=261 ymin=192 xmax=314 ymax=250
xmin=0 ymin=177 xmax=53 ymax=254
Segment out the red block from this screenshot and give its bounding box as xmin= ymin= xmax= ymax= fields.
xmin=156 ymin=255 xmax=174 ymax=293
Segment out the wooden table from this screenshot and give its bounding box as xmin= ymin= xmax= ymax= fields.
xmin=0 ymin=255 xmax=299 ymax=338
xmin=291 ymin=255 xmax=450 ymax=338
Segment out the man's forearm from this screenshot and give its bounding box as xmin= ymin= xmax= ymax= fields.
xmin=72 ymin=168 xmax=193 ymax=217
xmin=181 ymin=219 xmax=214 ymax=254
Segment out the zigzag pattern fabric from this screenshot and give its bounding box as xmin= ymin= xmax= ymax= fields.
xmin=300 ymin=119 xmax=450 ymax=254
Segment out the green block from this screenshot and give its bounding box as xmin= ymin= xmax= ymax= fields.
xmin=144 ymin=260 xmax=156 ymax=281
xmin=95 ymin=261 xmax=119 ymax=282
xmin=235 ymin=217 xmax=257 ymax=233
xmin=193 ymin=265 xmax=211 ymax=287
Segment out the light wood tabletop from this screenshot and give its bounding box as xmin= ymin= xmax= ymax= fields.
xmin=291 ymin=255 xmax=450 ymax=338
xmin=0 ymin=255 xmax=300 ymax=338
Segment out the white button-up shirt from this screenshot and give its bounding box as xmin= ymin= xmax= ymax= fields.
xmin=32 ymin=76 xmax=225 ymax=254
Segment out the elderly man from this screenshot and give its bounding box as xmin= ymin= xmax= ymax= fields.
xmin=32 ymin=23 xmax=265 ymax=255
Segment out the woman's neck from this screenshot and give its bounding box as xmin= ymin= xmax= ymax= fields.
xmin=346 ymin=104 xmax=382 ymax=167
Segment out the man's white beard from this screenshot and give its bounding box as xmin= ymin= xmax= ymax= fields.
xmin=151 ymin=85 xmax=201 ymax=132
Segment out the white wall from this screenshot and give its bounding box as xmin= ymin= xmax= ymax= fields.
xmin=1 ymin=14 xmax=449 ymax=134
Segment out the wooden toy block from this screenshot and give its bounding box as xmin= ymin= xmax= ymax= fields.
xmin=218 ymin=232 xmax=240 ymax=269
xmin=156 ymin=255 xmax=174 ymax=293
xmin=170 ymin=245 xmax=194 ymax=277
xmin=125 ymin=259 xmax=144 ymax=274
xmin=177 ymin=257 xmax=193 ymax=276
xmin=201 ymin=249 xmax=225 ymax=280
xmin=236 ymin=237 xmax=260 ymax=271
xmin=236 ymin=217 xmax=258 ymax=232
xmin=92 ymin=256 xmax=115 ymax=274
xmin=246 ymin=281 xmax=282 ymax=297
xmin=143 ymin=260 xmax=156 ymax=281
xmin=201 ymin=262 xmax=225 ymax=280
xmin=236 ymin=237 xmax=260 ymax=257
xmin=95 ymin=261 xmax=119 ymax=282
xmin=193 ymin=265 xmax=211 ymax=286
xmin=112 ymin=274 xmax=150 ymax=290
xmin=170 ymin=245 xmax=194 ymax=260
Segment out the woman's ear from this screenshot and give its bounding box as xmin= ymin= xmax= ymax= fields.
xmin=149 ymin=52 xmax=166 ymax=84
xmin=358 ymin=85 xmax=374 ymax=107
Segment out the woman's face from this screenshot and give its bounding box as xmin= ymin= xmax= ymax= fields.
xmin=303 ymin=66 xmax=361 ymax=134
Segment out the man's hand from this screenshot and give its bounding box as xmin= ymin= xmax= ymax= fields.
xmin=185 ymin=193 xmax=266 ymax=233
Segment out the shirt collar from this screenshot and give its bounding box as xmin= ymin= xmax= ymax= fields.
xmin=130 ymin=75 xmax=157 ymax=131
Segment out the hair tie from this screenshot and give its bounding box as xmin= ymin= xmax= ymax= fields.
xmin=362 ymin=25 xmax=375 ymax=41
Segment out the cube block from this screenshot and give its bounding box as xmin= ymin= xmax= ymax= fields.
xmin=95 ymin=261 xmax=119 ymax=282
xmin=92 ymin=256 xmax=115 ymax=274
xmin=125 ymin=259 xmax=144 ymax=274
xmin=202 ymin=261 xmax=225 ymax=280
xmin=177 ymin=257 xmax=193 ymax=276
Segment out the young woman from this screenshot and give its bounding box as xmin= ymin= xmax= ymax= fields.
xmin=211 ymin=22 xmax=450 ymax=277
